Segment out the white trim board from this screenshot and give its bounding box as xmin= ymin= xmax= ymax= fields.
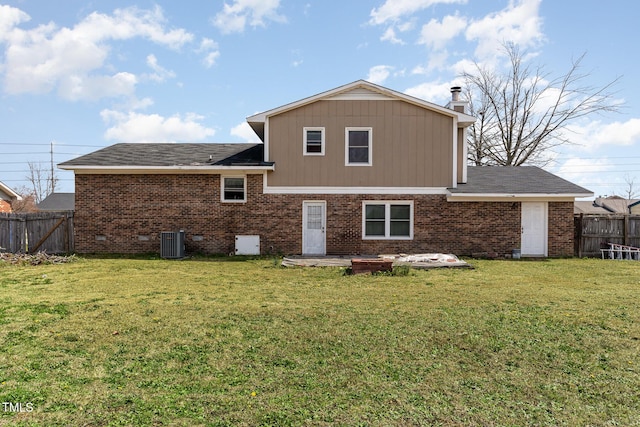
xmin=263 ymin=185 xmax=449 ymax=195
xmin=447 ymin=193 xmax=589 ymax=202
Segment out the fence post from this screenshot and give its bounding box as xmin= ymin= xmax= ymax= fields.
xmin=64 ymin=213 xmax=70 ymax=253
xmin=625 ymin=215 xmax=630 ymax=247
xmin=577 ymin=213 xmax=583 ymax=258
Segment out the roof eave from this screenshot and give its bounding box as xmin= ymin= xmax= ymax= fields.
xmin=446 ymin=192 xmax=594 ymax=202
xmin=58 ymin=165 xmax=275 ymax=173
xmin=0 ymin=182 xmax=22 ymax=200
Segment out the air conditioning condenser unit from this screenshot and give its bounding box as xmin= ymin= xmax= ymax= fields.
xmin=160 ymin=230 xmax=185 ymax=259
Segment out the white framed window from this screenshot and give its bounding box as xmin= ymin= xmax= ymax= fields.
xmin=221 ymin=176 xmax=246 ymax=202
xmin=362 ymin=201 xmax=413 ymax=240
xmin=345 ymin=127 xmax=372 ymax=166
xmin=303 ymin=127 xmax=325 ymax=156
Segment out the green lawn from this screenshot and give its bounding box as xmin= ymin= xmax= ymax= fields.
xmin=0 ymin=257 xmax=639 ymax=426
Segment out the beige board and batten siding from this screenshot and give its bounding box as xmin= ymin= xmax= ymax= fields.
xmin=267 ymin=99 xmax=454 ymax=187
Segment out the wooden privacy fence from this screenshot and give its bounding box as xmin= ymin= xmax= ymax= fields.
xmin=574 ymin=214 xmax=640 ymax=258
xmin=0 ymin=211 xmax=74 ymax=254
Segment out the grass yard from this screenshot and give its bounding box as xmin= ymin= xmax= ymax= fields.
xmin=0 ymin=256 xmax=639 ymax=426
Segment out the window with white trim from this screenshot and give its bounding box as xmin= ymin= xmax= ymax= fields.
xmin=221 ymin=176 xmax=246 ymax=202
xmin=362 ymin=201 xmax=413 ymax=239
xmin=345 ymin=127 xmax=372 ymax=166
xmin=303 ymin=127 xmax=325 ymax=155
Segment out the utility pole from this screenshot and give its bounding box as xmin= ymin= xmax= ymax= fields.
xmin=49 ymin=140 xmax=56 ymax=196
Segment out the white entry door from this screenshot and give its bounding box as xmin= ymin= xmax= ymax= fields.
xmin=521 ymin=202 xmax=548 ymax=257
xmin=302 ymin=201 xmax=326 ymax=255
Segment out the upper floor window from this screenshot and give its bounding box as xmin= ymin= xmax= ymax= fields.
xmin=303 ymin=127 xmax=325 ymax=156
xmin=221 ymin=176 xmax=246 ymax=202
xmin=345 ymin=127 xmax=372 ymax=166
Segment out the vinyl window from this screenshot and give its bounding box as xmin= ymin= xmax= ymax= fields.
xmin=363 ymin=201 xmax=413 ymax=240
xmin=304 ymin=127 xmax=325 ymax=155
xmin=345 ymin=127 xmax=372 ymax=166
xmin=221 ymin=176 xmax=246 ymax=202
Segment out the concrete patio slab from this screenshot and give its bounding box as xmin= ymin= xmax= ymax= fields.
xmin=281 ymin=254 xmax=471 ymax=269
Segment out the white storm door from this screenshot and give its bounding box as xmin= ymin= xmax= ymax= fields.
xmin=302 ymin=201 xmax=326 ymax=255
xmin=521 ymin=202 xmax=548 ymax=257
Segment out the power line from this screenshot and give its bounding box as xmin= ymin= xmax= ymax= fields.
xmin=0 ymin=178 xmax=75 ymax=182
xmin=2 ymin=152 xmax=90 ymax=156
xmin=0 ymin=142 xmax=105 ymax=147
xmin=549 ymin=156 xmax=640 ymax=161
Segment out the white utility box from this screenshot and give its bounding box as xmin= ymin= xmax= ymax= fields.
xmin=235 ymin=235 xmax=260 ymax=255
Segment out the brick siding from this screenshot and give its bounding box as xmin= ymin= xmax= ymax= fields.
xmin=548 ymin=201 xmax=575 ymax=257
xmin=74 ymin=174 xmax=574 ymax=257
xmin=0 ymin=200 xmax=11 ymax=213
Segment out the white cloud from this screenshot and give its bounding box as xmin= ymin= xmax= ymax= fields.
xmin=145 ymin=54 xmax=176 ymax=83
xmin=404 ymin=81 xmax=457 ymax=104
xmin=199 ymin=38 xmax=217 ymax=51
xmin=565 ymin=118 xmax=640 ymax=151
xmin=203 ymin=51 xmax=221 ymax=68
xmin=369 ymin=0 xmax=467 ymax=26
xmin=379 ymin=20 xmax=415 ymax=45
xmin=101 ymin=109 xmax=216 ymax=143
xmin=128 ymin=97 xmax=154 ymax=110
xmin=367 ymin=65 xmax=395 ymax=85
xmin=59 ymin=72 xmax=138 ymax=101
xmin=213 ymin=0 xmax=286 ymax=34
xmin=557 ymin=157 xmax=613 ymax=179
xmin=372 ymin=0 xmax=544 ymax=77
xmin=553 ymin=156 xmax=614 ymax=196
xmin=0 ymin=5 xmax=30 ymax=41
xmin=380 ymin=27 xmax=403 ymax=45
xmin=465 ymin=0 xmax=543 ymax=61
xmin=1 ymin=6 xmax=193 ymax=100
xmin=418 ymin=14 xmax=467 ymax=50
xmin=450 ymin=58 xmax=477 ymax=76
xmin=231 ymin=121 xmax=261 ymax=143
xmin=198 ymin=38 xmax=220 ymax=68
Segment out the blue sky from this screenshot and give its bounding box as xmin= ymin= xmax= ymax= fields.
xmin=1 ymin=0 xmax=638 ymax=198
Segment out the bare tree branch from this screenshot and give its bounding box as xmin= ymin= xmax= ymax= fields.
xmin=462 ymin=43 xmax=622 ymax=166
xmin=617 ymin=174 xmax=639 ymax=200
xmin=25 ymin=161 xmax=58 ymax=204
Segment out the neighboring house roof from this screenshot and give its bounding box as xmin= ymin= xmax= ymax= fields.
xmin=574 ymin=201 xmax=612 ymax=214
xmin=59 ymin=143 xmax=274 ymax=171
xmin=246 ymin=80 xmax=476 ymax=141
xmin=448 ymin=166 xmax=593 ymax=200
xmin=37 ymin=193 xmax=75 ymax=211
xmin=0 ymin=181 xmax=22 ymax=201
xmin=594 ymin=196 xmax=640 ymax=214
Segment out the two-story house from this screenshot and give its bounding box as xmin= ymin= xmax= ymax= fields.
xmin=59 ymin=80 xmax=592 ymax=257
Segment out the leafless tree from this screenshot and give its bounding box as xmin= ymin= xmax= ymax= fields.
xmin=26 ymin=161 xmax=58 ymax=204
xmin=11 ymin=185 xmax=38 ymax=213
xmin=619 ymin=174 xmax=639 ymax=200
xmin=462 ymin=43 xmax=621 ymax=166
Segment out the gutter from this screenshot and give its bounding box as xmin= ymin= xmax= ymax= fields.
xmin=446 ymin=192 xmax=594 ymax=202
xmin=58 ymin=165 xmax=275 ymax=173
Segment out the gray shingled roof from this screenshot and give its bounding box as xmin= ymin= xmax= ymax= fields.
xmin=37 ymin=193 xmax=75 ymax=211
xmin=449 ymin=166 xmax=592 ymax=195
xmin=59 ymin=143 xmax=270 ymax=167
